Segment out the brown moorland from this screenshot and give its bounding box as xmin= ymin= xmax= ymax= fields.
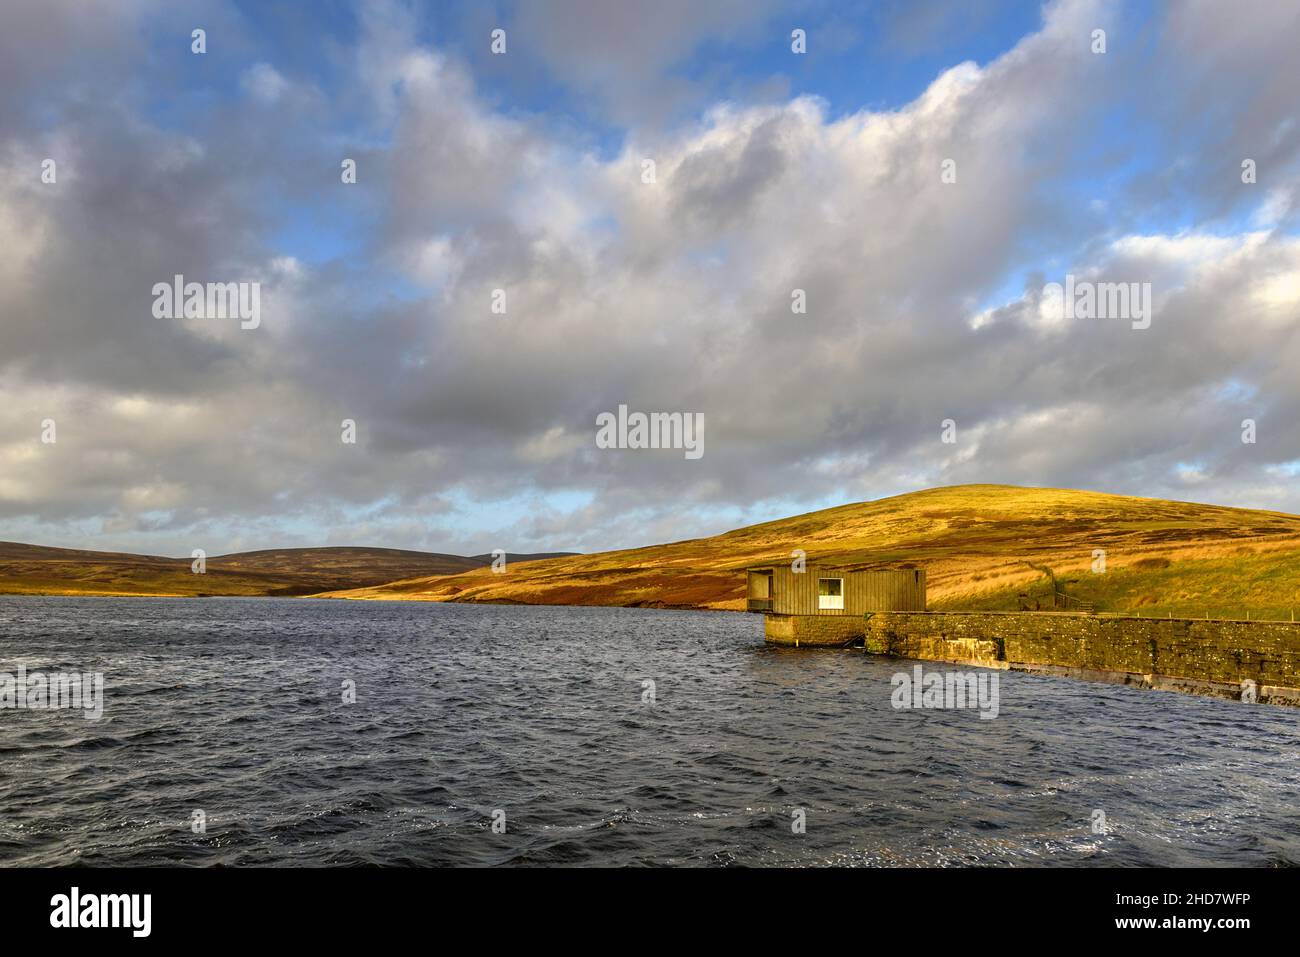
xmin=317 ymin=485 xmax=1300 ymax=620
xmin=0 ymin=543 xmax=489 ymax=597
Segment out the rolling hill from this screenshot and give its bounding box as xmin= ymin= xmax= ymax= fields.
xmin=317 ymin=485 xmax=1300 ymax=620
xmin=0 ymin=543 xmax=573 ymax=597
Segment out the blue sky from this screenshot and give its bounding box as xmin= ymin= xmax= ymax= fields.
xmin=1 ymin=0 xmax=1299 ymax=557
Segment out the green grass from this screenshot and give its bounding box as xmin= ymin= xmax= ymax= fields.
xmin=939 ymin=548 xmax=1300 ymax=621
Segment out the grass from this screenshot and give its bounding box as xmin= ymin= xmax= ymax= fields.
xmin=946 ymin=547 xmax=1300 ymax=621
xmin=320 ymin=484 xmax=1300 ymax=617
xmin=0 ymin=545 xmax=487 ymax=597
xmin=8 ymin=484 xmax=1300 ymax=615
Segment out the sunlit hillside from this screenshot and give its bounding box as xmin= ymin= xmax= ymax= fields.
xmin=319 ymin=485 xmax=1300 ymax=620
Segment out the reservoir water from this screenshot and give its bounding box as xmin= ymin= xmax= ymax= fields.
xmin=1 ymin=597 xmax=1297 ymax=866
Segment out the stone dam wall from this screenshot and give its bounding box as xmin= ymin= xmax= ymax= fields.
xmin=762 ymin=611 xmax=1300 ymax=706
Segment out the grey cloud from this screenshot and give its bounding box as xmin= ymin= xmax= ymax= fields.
xmin=3 ymin=0 xmax=1300 ymax=558
xmin=508 ymin=0 xmax=791 ymax=125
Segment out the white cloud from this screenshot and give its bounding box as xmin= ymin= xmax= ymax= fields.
xmin=5 ymin=0 xmax=1300 ymax=555
xmin=241 ymin=63 xmax=288 ymax=103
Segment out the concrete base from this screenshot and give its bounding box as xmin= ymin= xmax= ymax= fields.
xmin=763 ymin=614 xmax=864 ymax=647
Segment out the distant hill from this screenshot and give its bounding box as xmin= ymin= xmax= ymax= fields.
xmin=469 ymin=552 xmax=582 ymax=564
xmin=0 ymin=543 xmax=575 ymax=597
xmin=317 ymin=485 xmax=1300 ymax=620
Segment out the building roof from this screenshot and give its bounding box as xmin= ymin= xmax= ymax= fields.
xmin=746 ymin=563 xmax=897 ymax=573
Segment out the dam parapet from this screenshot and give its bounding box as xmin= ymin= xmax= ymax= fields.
xmin=762 ymin=609 xmax=1300 ymax=707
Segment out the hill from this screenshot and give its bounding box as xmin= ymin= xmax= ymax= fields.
xmin=0 ymin=544 xmax=538 ymax=597
xmin=317 ymin=485 xmax=1300 ymax=620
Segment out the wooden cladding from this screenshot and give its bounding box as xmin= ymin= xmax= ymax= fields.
xmin=747 ymin=565 xmax=926 ymax=615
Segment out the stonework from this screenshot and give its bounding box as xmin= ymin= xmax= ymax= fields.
xmin=764 ymin=614 xmax=867 ymax=647
xmin=765 ymin=611 xmax=1300 ymax=706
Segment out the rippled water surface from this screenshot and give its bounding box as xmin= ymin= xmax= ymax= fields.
xmin=1 ymin=596 xmax=1297 ymax=866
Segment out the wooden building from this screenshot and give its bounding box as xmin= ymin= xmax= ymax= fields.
xmin=746 ymin=564 xmax=926 ymax=616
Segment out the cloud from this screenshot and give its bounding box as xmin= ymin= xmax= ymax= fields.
xmin=509 ymin=0 xmax=789 ymax=124
xmin=241 ymin=63 xmax=289 ymax=103
xmin=2 ymin=0 xmax=1300 ymax=557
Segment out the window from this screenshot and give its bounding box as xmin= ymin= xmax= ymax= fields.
xmin=817 ymin=577 xmax=843 ymax=610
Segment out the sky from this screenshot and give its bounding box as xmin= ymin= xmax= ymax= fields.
xmin=1 ymin=0 xmax=1299 ymax=558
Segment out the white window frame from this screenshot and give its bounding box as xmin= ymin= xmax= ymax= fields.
xmin=817 ymin=577 xmax=844 ymax=611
